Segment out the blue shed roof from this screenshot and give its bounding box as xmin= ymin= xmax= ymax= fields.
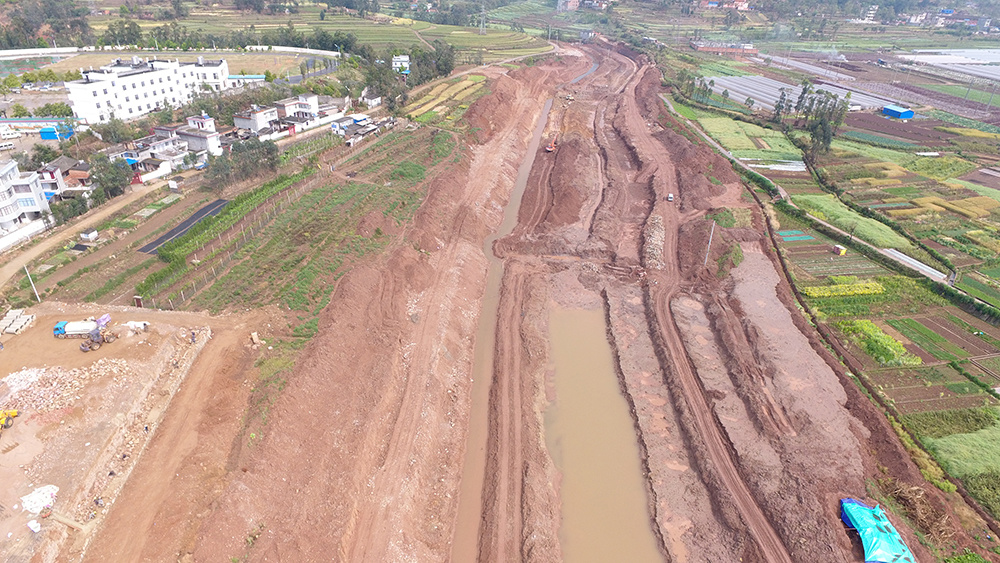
xmin=883 ymin=104 xmax=911 ymax=113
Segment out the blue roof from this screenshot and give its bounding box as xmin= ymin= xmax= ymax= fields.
xmin=43 ymin=191 xmax=56 ymax=200
xmin=125 ymin=158 xmax=138 ymax=165
xmin=883 ymin=104 xmax=911 ymax=113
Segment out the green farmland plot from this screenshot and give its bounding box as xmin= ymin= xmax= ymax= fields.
xmin=887 ymin=318 xmax=970 ymax=361
xmin=921 ymin=83 xmax=1000 ymax=110
xmin=805 ymin=276 xmax=947 ymax=318
xmin=791 ymin=194 xmax=912 ymax=249
xmin=697 ymin=117 xmax=801 ymax=160
xmin=957 ymin=275 xmax=1000 ymax=309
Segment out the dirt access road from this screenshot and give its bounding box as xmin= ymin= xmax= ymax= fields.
xmin=68 ymin=43 xmax=997 ymax=563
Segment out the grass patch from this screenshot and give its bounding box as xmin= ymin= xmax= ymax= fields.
xmin=706 ymin=208 xmax=735 ymax=227
xmin=390 ymin=161 xmax=426 ymax=183
xmin=670 ymin=97 xmax=698 ymax=120
xmin=962 ymin=472 xmax=1000 ymax=520
xmin=927 ymin=415 xmax=1000 ymax=479
xmin=904 ymin=407 xmax=999 ymax=439
xmin=792 ymin=194 xmax=912 ymax=249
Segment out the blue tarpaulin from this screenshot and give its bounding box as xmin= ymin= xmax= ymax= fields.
xmin=840 ymin=498 xmax=915 ymax=563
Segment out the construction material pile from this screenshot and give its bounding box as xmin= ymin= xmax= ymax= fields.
xmin=1 ymin=359 xmax=132 ymax=412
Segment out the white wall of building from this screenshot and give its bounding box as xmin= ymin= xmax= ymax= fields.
xmin=0 ymin=160 xmax=50 ymax=231
xmin=66 ymin=56 xmax=236 ymax=125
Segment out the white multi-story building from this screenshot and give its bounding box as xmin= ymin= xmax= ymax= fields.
xmin=0 ymin=160 xmax=50 ymax=231
xmin=66 ymin=56 xmax=242 ymax=125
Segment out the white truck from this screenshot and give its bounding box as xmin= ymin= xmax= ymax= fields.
xmin=53 ymin=321 xmax=99 ymax=338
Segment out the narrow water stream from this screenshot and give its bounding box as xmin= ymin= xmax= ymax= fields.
xmin=451 ymin=98 xmax=554 ymax=561
xmin=545 ymin=307 xmax=663 ymax=563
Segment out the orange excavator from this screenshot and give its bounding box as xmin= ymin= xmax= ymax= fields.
xmin=545 ymin=134 xmax=558 ymax=153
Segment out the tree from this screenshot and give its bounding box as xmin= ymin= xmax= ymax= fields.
xmin=33 ymin=143 xmax=59 ymax=164
xmin=90 ymin=153 xmax=132 ymax=199
xmin=300 ymin=61 xmax=308 ymax=78
xmin=721 ymin=89 xmax=729 ymax=102
xmin=92 ymin=118 xmax=136 ymax=143
xmin=744 ymin=97 xmax=755 ymax=110
xmin=795 ymin=79 xmax=812 ymax=113
xmin=34 ymin=102 xmax=73 ymax=117
xmin=10 ymin=104 xmax=31 ymax=118
xmin=155 ymin=106 xmax=175 ymax=125
xmin=771 ymin=88 xmax=787 ymax=124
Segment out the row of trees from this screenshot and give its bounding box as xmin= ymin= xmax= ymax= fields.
xmin=4 ymin=102 xmax=74 ymax=118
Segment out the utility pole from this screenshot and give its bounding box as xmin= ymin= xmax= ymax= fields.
xmin=987 ymin=81 xmax=998 ymax=108
xmin=24 ymin=266 xmax=40 ymax=303
xmin=480 ymin=3 xmax=486 ymax=35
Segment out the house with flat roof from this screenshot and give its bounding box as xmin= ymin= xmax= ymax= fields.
xmin=275 ymin=94 xmax=319 ymax=120
xmin=234 ymin=105 xmax=280 ymax=135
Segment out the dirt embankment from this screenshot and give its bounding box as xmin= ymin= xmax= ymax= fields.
xmin=78 ymin=57 xmax=587 ymax=562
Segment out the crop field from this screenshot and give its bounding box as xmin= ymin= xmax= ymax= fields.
xmin=697 ymin=117 xmax=801 ymax=161
xmin=404 ymin=75 xmax=487 ymax=128
xmin=886 ymin=318 xmax=970 ymax=361
xmin=803 ymin=275 xmax=947 ymax=318
xmin=837 ymin=319 xmax=922 ymax=367
xmin=487 ymin=0 xmax=553 ymax=21
xmin=842 ymin=112 xmax=957 ymax=147
xmin=84 ymin=9 xmax=550 ymax=60
xmin=867 ymin=364 xmax=996 ymax=414
xmin=957 ymin=274 xmax=1000 ymax=309
xmin=785 ymin=245 xmax=888 ymax=279
xmin=920 ymin=83 xmax=1000 ymax=110
xmin=926 ymin=109 xmax=1000 ymax=136
xmin=791 ymin=194 xmax=912 ymax=249
xmin=187 ymin=126 xmax=449 ymax=335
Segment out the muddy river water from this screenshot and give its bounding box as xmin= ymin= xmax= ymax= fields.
xmin=545 ymin=307 xmax=663 ymax=563
xmin=452 ymin=58 xmax=663 ymax=559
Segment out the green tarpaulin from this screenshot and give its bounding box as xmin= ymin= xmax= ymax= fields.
xmin=840 ymin=498 xmax=916 ymax=563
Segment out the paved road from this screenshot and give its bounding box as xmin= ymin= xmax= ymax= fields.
xmin=138 ymin=199 xmax=228 ymax=254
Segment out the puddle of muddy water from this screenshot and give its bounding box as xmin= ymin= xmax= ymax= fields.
xmin=545 ymin=306 xmax=663 ymax=563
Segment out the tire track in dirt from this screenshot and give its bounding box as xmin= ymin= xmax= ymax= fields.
xmin=602 ymin=50 xmax=794 ymax=563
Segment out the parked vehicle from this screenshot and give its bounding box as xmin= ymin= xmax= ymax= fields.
xmin=53 ymin=320 xmax=99 ymax=338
